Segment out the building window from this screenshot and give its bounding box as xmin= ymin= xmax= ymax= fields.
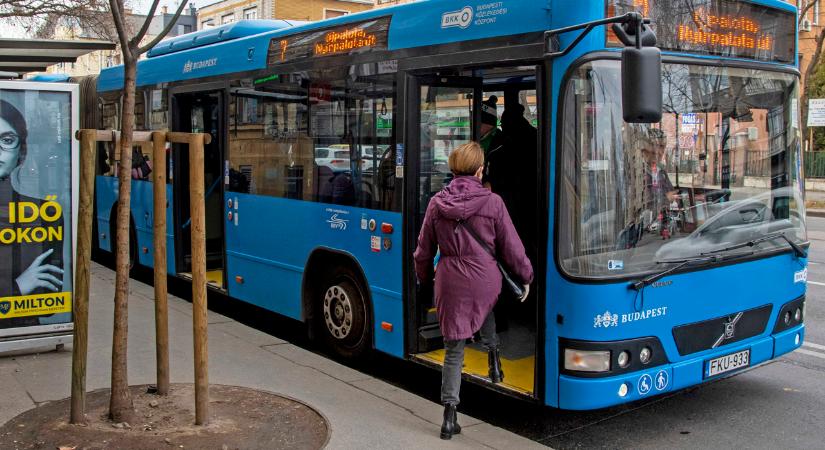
xmin=222 ymin=13 xmax=235 ymax=25
xmin=324 ymin=9 xmax=349 ymax=19
xmin=201 ymin=19 xmax=214 ymax=28
xmin=244 ymin=7 xmax=257 ymax=20
xmin=816 ymin=1 xmax=821 ymax=25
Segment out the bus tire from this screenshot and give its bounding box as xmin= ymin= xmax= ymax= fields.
xmin=317 ymin=268 xmax=370 ymax=359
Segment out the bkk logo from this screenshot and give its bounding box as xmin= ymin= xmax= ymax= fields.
xmin=441 ymin=6 xmax=474 ymax=29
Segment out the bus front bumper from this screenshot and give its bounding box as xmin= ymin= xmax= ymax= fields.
xmin=558 ymin=324 xmax=805 ymax=410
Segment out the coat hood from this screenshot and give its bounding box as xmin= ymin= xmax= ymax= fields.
xmin=432 ymin=176 xmax=491 ymax=220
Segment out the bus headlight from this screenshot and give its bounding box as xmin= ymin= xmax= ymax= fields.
xmin=617 ymin=350 xmax=631 ymax=368
xmin=639 ymin=347 xmax=652 ymax=365
xmin=564 ymin=349 xmax=610 ymax=372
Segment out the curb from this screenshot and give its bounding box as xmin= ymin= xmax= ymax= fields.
xmin=808 ymin=210 xmax=825 ymax=218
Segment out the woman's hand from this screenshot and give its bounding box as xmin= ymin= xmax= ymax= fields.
xmin=15 ymin=249 xmax=64 ymax=295
xmin=519 ymin=283 xmax=530 ymax=302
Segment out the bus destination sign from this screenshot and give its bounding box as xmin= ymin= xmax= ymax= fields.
xmin=268 ymin=17 xmax=391 ymax=66
xmin=607 ymin=0 xmax=796 ymax=64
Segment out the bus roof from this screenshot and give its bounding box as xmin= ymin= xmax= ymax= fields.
xmin=98 ymin=0 xmax=797 ymax=92
xmin=98 ymin=0 xmax=556 ymax=91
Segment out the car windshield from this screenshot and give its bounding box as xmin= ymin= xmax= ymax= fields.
xmin=558 ymin=61 xmax=806 ymax=278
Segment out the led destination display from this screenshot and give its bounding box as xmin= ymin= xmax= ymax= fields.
xmin=268 ymin=17 xmax=390 ymax=66
xmin=608 ymin=0 xmax=796 ymax=64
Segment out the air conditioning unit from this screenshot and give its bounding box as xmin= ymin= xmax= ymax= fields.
xmin=802 ymin=18 xmax=813 ymax=32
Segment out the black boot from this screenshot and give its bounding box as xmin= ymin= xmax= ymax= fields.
xmin=488 ymin=348 xmax=504 ymax=383
xmin=440 ymin=403 xmax=461 ymax=440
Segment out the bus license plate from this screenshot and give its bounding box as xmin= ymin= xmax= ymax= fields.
xmin=706 ymin=349 xmax=750 ymax=378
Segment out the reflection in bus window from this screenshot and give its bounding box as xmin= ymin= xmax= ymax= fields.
xmin=559 ymin=61 xmax=805 ymax=278
xmin=227 ymin=64 xmax=399 ymax=212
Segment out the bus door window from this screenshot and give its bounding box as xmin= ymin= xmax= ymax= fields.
xmin=418 ymin=83 xmax=478 ymax=209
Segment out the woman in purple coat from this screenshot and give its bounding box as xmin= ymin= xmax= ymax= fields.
xmin=414 ymin=141 xmax=533 ymax=440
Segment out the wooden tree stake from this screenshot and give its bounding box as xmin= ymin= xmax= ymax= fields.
xmin=152 ymin=131 xmax=170 ymax=396
xmin=187 ymin=132 xmax=209 ymax=425
xmin=70 ymin=129 xmax=96 ymax=424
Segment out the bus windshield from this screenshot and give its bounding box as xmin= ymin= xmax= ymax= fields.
xmin=558 ymin=60 xmax=806 ymax=279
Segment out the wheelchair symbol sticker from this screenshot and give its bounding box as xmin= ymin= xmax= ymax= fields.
xmin=655 ymin=370 xmax=669 ymax=391
xmin=638 ymin=373 xmax=653 ymax=395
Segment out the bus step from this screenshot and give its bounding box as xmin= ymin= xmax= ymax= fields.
xmin=418 ymin=323 xmax=443 ymax=352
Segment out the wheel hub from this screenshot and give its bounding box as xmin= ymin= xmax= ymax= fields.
xmin=323 ymin=285 xmax=353 ymax=340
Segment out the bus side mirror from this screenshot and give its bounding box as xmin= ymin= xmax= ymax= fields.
xmin=621 ymin=46 xmax=663 ymax=123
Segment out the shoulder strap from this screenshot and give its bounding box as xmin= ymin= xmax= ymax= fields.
xmin=456 ymin=219 xmax=496 ymax=258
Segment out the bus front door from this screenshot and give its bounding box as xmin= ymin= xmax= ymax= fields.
xmin=405 ymin=70 xmax=542 ymax=399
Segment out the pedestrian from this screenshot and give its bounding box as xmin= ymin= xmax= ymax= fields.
xmin=413 ymin=141 xmax=533 ymax=440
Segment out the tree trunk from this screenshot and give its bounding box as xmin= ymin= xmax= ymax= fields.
xmin=109 ymin=55 xmax=137 ymax=423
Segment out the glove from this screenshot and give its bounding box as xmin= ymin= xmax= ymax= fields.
xmin=519 ymin=283 xmax=530 ymax=302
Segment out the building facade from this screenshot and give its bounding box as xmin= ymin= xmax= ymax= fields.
xmin=794 ymin=0 xmax=824 ymax=85
xmin=197 ymin=0 xmax=375 ymax=28
xmin=374 ymin=0 xmax=418 ymax=7
xmin=45 ymin=6 xmax=197 ymax=77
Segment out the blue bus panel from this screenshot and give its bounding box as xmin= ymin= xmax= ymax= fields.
xmin=96 ymin=176 xmax=177 ymax=274
xmin=223 ymin=192 xmax=404 ymax=357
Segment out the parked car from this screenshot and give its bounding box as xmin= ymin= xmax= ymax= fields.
xmin=315 ymin=147 xmax=351 ymax=172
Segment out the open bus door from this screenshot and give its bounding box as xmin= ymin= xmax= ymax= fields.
xmin=405 ymin=74 xmax=482 ymax=355
xmin=404 ymin=68 xmax=544 ymax=399
xmin=171 ymin=88 xmax=227 ymax=290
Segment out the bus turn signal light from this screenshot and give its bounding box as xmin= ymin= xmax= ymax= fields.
xmin=381 ymin=321 xmax=393 ymax=332
xmin=381 ymin=223 xmax=393 ymax=234
xmin=235 ymin=275 xmax=244 ymax=284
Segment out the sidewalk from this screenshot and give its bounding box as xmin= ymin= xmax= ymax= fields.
xmin=807 ymin=189 xmax=825 ymax=218
xmin=0 ymin=263 xmax=547 ymax=449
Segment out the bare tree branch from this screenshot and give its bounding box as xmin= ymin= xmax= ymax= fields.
xmin=137 ymin=0 xmax=189 ymax=55
xmin=800 ymin=0 xmax=817 ymax=25
xmin=0 ymin=0 xmax=110 ymax=34
xmin=108 ymin=0 xmax=132 ymax=61
xmin=129 ymin=0 xmax=160 ymax=48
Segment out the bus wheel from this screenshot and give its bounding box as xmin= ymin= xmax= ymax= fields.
xmin=318 ymin=272 xmax=370 ymax=359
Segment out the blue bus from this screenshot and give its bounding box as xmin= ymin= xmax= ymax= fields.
xmin=89 ymin=0 xmax=807 ymax=410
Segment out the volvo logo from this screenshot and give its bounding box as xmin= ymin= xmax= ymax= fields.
xmin=712 ymin=312 xmax=743 ymax=348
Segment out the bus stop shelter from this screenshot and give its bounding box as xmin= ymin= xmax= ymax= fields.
xmin=0 ymin=38 xmax=115 ymax=77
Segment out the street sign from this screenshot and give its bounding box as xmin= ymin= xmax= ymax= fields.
xmin=809 ymin=98 xmax=825 ymax=127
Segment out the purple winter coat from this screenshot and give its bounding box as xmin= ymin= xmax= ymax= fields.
xmin=413 ymin=176 xmax=533 ymax=341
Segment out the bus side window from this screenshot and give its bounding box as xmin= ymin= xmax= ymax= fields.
xmin=307 ymin=64 xmax=398 ymax=211
xmin=227 ymin=81 xmax=310 ymax=198
xmin=226 ymin=67 xmax=399 ymax=213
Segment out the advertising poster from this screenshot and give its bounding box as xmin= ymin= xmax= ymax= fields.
xmin=0 ymin=82 xmax=78 ymax=343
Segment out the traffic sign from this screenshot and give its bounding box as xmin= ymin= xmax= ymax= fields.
xmin=809 ymin=99 xmax=825 ymax=127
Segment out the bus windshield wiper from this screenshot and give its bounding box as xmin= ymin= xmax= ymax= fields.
xmin=629 ymin=248 xmax=757 ymax=291
xmin=629 ymin=255 xmax=719 ymax=291
xmin=700 ymin=232 xmax=807 ymax=259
